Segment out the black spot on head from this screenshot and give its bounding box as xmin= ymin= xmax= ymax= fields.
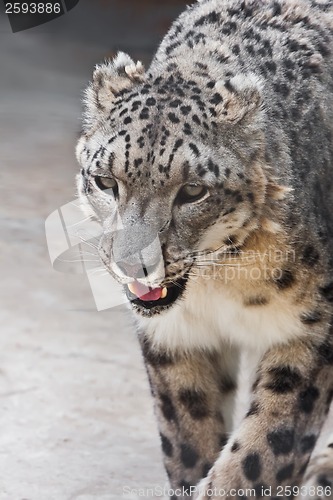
xmin=119 ymin=107 xmax=128 ymax=118
xmin=180 ymin=443 xmax=199 ymax=468
xmin=180 ymin=106 xmax=191 ymax=115
xmin=300 ymin=434 xmax=317 ymax=454
xmin=265 ymin=366 xmax=302 ymax=393
xmin=178 ymin=388 xmax=209 ymax=420
xmin=210 ymin=93 xmax=223 ymax=105
xmin=168 ymin=112 xmax=180 ymax=124
xmin=139 ymin=108 xmax=149 ymax=120
xmin=165 ymin=41 xmax=182 ymax=56
xmin=192 ymin=114 xmax=201 ymax=125
xmin=267 ymin=428 xmax=295 ymax=455
xmin=134 ymin=158 xmax=143 ymax=169
xmin=317 ymin=42 xmax=330 ymax=57
xmin=286 ymin=70 xmax=296 ymax=82
xmin=160 ymin=433 xmax=173 ymax=457
xmin=288 ymin=39 xmax=300 ymax=52
xmin=108 ymin=152 xmax=115 ymax=169
xmin=189 ymin=143 xmax=200 ymax=157
xmin=225 ymin=79 xmax=236 ymax=94
xmin=194 ymin=11 xmax=220 ymax=27
xmin=170 ymin=99 xmax=182 ymax=108
xmin=299 ymin=386 xmax=320 ymax=413
xmin=131 ymin=99 xmax=142 ymax=108
xmin=183 ymin=123 xmax=192 ymax=135
xmin=284 ymin=58 xmax=295 ymax=69
xmin=196 ymin=164 xmax=207 ymax=177
xmin=276 ymin=462 xmax=294 ymax=482
xmin=265 ymin=60 xmax=277 ymax=73
xmin=141 ymin=84 xmax=151 ymax=94
xmin=195 ymin=62 xmax=208 ymax=70
xmin=146 ymin=97 xmax=156 ymax=106
xmin=173 ymin=138 xmax=184 ymax=151
xmin=242 ymin=453 xmax=262 ymax=481
xmin=207 ymin=159 xmax=219 ymax=176
xmin=273 ymin=82 xmax=290 ymax=97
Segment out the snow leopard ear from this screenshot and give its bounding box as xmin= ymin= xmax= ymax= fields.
xmin=213 ymin=74 xmax=263 ymax=124
xmin=83 ymin=52 xmax=145 ymax=130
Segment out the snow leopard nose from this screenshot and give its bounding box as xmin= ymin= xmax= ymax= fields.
xmin=117 ymin=259 xmax=160 ymax=279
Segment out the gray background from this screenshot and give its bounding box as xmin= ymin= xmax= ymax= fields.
xmin=0 ymin=2 xmax=187 ymax=499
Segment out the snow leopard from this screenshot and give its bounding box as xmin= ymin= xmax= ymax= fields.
xmin=76 ymin=0 xmax=333 ymax=498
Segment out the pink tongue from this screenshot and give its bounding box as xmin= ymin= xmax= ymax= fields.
xmin=130 ymin=281 xmax=163 ymax=301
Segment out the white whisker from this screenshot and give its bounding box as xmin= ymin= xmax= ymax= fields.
xmin=58 ymin=257 xmax=101 ymax=264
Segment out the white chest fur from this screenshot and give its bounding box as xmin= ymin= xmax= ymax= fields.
xmin=137 ymin=276 xmax=303 ymax=354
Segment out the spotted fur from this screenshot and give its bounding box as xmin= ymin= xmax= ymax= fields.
xmin=76 ymin=0 xmax=333 ymax=498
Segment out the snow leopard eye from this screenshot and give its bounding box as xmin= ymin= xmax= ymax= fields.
xmin=95 ymin=176 xmax=119 ymax=197
xmin=177 ymin=183 xmax=208 ymax=204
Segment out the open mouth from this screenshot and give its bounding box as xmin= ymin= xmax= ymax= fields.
xmin=125 ymin=276 xmax=187 ymax=310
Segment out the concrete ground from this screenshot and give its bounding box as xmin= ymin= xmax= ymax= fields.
xmin=0 ymin=3 xmax=185 ymax=498
xmin=0 ymin=2 xmax=332 ymax=500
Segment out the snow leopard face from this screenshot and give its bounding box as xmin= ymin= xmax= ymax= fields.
xmin=76 ymin=53 xmax=271 ymax=316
